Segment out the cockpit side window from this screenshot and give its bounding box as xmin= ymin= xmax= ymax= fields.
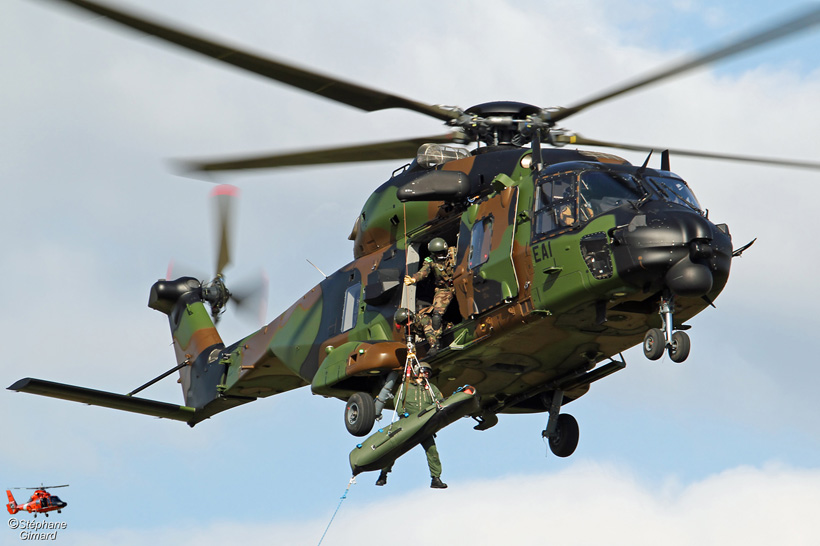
xmin=534 ymin=172 xmax=579 ymax=235
xmin=535 ymin=170 xmax=645 ymax=238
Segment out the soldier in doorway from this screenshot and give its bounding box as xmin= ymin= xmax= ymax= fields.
xmin=404 ymin=238 xmax=456 ymax=358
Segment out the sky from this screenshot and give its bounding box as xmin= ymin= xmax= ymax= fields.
xmin=2 ymin=0 xmax=820 ymax=544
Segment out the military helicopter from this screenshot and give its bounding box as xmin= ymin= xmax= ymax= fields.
xmin=6 ymin=485 xmax=68 ymax=518
xmin=8 ymin=0 xmax=820 ymax=465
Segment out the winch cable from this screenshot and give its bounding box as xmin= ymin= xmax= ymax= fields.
xmin=422 ymin=373 xmax=444 ymax=411
xmin=317 ymin=476 xmax=356 ymax=546
xmin=391 ymin=341 xmax=417 ymax=423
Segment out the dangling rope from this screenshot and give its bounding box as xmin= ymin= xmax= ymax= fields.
xmin=317 ymin=476 xmax=356 ymax=546
xmin=394 ymin=199 xmax=415 ymax=422
xmin=402 ymin=200 xmax=412 ymax=339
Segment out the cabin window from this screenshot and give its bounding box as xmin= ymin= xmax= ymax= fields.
xmin=469 ymin=216 xmax=493 ymax=269
xmin=341 ymin=282 xmax=360 ymax=332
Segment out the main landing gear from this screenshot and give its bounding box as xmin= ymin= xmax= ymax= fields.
xmin=642 ymin=293 xmax=691 ymax=363
xmin=345 ymin=391 xmax=376 ymax=437
xmin=541 ymin=390 xmax=580 ymax=457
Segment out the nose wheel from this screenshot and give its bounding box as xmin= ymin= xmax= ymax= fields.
xmin=642 ymin=294 xmax=691 ymax=363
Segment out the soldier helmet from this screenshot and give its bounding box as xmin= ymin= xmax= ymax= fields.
xmin=418 ymin=365 xmax=432 ymax=376
xmin=393 ymin=307 xmax=414 ymax=325
xmin=428 ymin=238 xmax=448 ymax=259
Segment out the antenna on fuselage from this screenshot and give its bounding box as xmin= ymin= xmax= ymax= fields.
xmin=306 ymin=258 xmax=329 ymax=279
xmin=637 ymin=150 xmax=654 ymax=174
xmin=661 ymin=149 xmax=671 ymax=171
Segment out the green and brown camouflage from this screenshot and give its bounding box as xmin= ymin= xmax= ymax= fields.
xmin=10 ymin=144 xmax=733 ymax=430
xmin=162 ymin=145 xmax=730 ymax=424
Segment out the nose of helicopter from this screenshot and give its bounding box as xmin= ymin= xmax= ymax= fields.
xmin=611 ymin=203 xmax=732 ymax=298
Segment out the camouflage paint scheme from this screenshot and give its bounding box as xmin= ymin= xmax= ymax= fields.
xmin=10 ymin=145 xmax=733 ymax=428
xmin=138 ymin=145 xmax=732 ymax=426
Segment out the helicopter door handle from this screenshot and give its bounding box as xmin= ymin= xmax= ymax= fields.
xmin=543 ymin=266 xmax=563 ymax=275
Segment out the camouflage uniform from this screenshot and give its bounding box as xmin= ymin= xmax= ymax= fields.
xmin=410 ymin=246 xmax=457 ymax=348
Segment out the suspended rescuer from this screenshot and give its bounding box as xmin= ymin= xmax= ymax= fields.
xmin=375 ymin=365 xmax=448 ymax=489
xmin=403 ymin=238 xmax=456 ymax=358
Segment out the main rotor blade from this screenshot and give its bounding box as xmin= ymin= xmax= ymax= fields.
xmin=13 ymin=485 xmax=69 ymax=490
xmin=549 ymin=6 xmax=820 ymax=123
xmin=555 ymin=134 xmax=820 ymax=171
xmin=39 ymin=0 xmax=456 ymax=122
xmin=211 ymin=184 xmax=238 ymax=276
xmin=177 ymin=133 xmax=465 ymax=173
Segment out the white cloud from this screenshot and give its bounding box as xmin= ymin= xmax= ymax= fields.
xmin=53 ymin=462 xmax=820 ymax=546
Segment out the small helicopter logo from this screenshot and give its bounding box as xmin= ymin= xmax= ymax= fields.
xmin=6 ymin=485 xmax=68 ymax=518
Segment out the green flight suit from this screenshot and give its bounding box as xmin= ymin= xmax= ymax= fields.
xmin=382 ymin=378 xmax=444 ymax=478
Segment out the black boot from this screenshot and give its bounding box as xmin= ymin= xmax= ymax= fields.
xmin=375 ymin=471 xmax=388 ymax=486
xmin=430 ymin=476 xmax=448 ymax=489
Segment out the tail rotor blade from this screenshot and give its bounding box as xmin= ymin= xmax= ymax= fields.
xmin=230 ymin=270 xmax=269 ymax=325
xmin=211 ymin=184 xmax=239 ymax=277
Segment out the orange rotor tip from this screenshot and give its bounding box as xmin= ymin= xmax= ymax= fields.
xmin=210 ymin=184 xmax=239 ymax=197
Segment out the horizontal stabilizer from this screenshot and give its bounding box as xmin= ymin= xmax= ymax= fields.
xmin=7 ymin=378 xmax=196 ymax=423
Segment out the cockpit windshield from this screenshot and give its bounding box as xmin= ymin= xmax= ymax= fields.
xmin=645 ymin=176 xmax=702 ymax=212
xmin=578 ymin=171 xmax=644 ymax=216
xmin=533 ymin=169 xmax=705 ymax=237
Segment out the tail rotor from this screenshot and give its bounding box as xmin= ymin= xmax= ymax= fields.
xmin=166 ymin=184 xmax=268 ymax=325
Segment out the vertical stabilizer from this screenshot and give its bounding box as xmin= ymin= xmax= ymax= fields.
xmin=6 ymin=490 xmax=18 ymax=514
xmin=148 ymin=277 xmax=226 ymax=409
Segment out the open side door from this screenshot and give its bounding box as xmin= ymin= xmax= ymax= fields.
xmin=454 ymin=186 xmax=520 ymax=317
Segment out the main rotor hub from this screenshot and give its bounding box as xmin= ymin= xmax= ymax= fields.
xmin=452 ymin=101 xmax=552 ymax=146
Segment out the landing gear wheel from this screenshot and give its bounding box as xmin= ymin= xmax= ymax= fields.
xmin=548 ymin=413 xmax=580 ymax=458
xmin=345 ymin=392 xmax=375 ymax=437
xmin=643 ymin=328 xmax=665 ymax=361
xmin=668 ymin=331 xmax=691 ymax=363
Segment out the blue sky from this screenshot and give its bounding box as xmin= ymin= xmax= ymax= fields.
xmin=2 ymin=1 xmax=820 ymax=544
